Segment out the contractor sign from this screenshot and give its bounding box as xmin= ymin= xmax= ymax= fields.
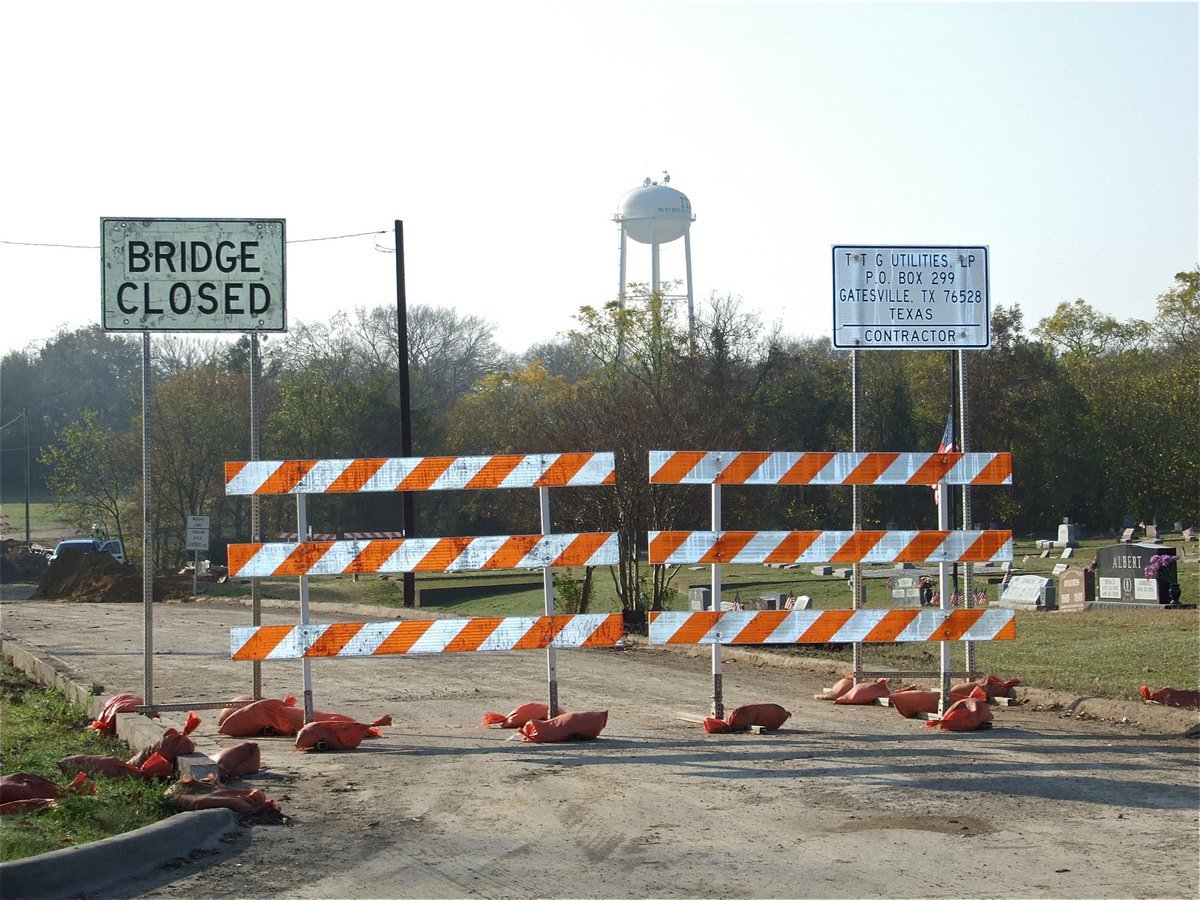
xmin=831 ymin=245 xmax=989 ymax=350
xmin=102 ymin=218 xmax=286 ymax=333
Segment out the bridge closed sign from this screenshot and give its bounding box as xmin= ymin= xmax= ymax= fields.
xmin=102 ymin=218 xmax=286 ymax=334
xmin=831 ymin=245 xmax=989 ymax=350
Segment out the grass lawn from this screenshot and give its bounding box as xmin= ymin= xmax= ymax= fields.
xmin=201 ymin=536 xmax=1199 ymax=704
xmin=0 ymin=659 xmax=173 ymax=862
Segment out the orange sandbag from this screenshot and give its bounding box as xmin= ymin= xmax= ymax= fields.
xmin=952 ymin=674 xmax=1020 ymax=702
xmin=927 ymin=697 xmax=994 ymax=732
xmin=519 ymin=710 xmax=609 ymax=743
xmin=1140 ymin=685 xmax=1200 ymax=708
xmin=834 ymin=678 xmax=891 ymax=705
xmin=704 ymin=703 xmax=792 ymax=734
xmin=218 ymin=695 xmax=254 ymax=726
xmin=482 ymin=701 xmax=554 ymax=728
xmin=219 ymin=697 xmax=301 ymax=737
xmin=727 ymin=703 xmax=791 ymax=731
xmin=978 ymin=674 xmax=1020 ymax=700
xmin=294 ymin=719 xmax=382 ymax=751
xmin=128 ymin=713 xmax=200 ymax=768
xmin=814 ymin=673 xmax=854 ymax=701
xmin=1 ymin=773 xmax=61 ymax=803
xmin=166 ymin=774 xmax=279 ymax=815
xmin=136 ymin=752 xmax=174 ymax=779
xmin=89 ymin=693 xmax=146 ymax=734
xmin=58 ymin=754 xmax=140 ymax=778
xmin=888 ymin=689 xmax=941 ymax=718
xmin=215 ymin=742 xmax=262 ymax=778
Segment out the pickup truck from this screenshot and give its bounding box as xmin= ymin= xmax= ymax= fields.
xmin=48 ymin=538 xmax=127 ymax=566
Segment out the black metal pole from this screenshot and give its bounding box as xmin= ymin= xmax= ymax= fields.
xmin=23 ymin=407 xmax=30 ymax=545
xmin=395 ymin=221 xmax=416 ymax=608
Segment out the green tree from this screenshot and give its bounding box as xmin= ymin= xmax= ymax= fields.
xmin=1153 ymin=267 xmax=1200 ymax=356
xmin=40 ymin=410 xmax=137 ymax=552
xmin=148 ymin=363 xmax=250 ymax=568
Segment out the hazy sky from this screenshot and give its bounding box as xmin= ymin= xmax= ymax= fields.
xmin=3 ymin=1 xmax=1196 ymax=357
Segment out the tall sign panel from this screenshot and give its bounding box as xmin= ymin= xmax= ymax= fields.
xmin=831 ymin=245 xmax=989 ymax=350
xmin=101 ymin=218 xmax=286 ymax=333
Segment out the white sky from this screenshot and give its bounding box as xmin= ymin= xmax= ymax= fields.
xmin=2 ymin=1 xmax=1196 ymax=357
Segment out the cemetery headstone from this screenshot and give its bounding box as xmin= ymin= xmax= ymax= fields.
xmin=1057 ymin=518 xmax=1080 ymax=547
xmin=1057 ymin=566 xmax=1094 ymax=612
xmin=889 ymin=574 xmax=923 ymax=608
xmin=689 ymin=587 xmax=713 ymax=611
xmin=999 ymin=574 xmax=1057 ymax=611
xmin=1094 ymin=543 xmax=1176 ymax=606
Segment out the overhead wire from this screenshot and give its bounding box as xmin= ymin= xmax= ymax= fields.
xmin=0 ymin=229 xmax=391 ymax=251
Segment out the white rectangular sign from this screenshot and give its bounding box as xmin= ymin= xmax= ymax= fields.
xmin=102 ymin=218 xmax=286 ymax=333
xmin=186 ymin=515 xmax=210 ymax=552
xmin=831 ymin=245 xmax=989 ymax=349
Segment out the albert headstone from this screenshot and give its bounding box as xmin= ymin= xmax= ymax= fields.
xmin=1095 ymin=543 xmax=1175 ymax=606
xmin=999 ymin=574 xmax=1057 ymax=611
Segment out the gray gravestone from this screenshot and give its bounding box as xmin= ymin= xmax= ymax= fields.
xmin=890 ymin=574 xmax=922 ymax=608
xmin=999 ymin=574 xmax=1057 ymax=611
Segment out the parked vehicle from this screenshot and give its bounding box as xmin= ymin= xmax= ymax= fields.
xmin=48 ymin=538 xmax=127 ymax=566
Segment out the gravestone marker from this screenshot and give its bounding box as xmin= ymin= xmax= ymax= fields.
xmin=1094 ymin=543 xmax=1175 ymax=605
xmin=1057 ymin=567 xmax=1093 ymax=611
xmin=1052 ymin=563 xmax=1068 ymax=575
xmin=999 ymin=574 xmax=1056 ymax=611
xmin=890 ymin=574 xmax=922 ymax=608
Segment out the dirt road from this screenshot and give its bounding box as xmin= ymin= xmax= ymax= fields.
xmin=2 ymin=593 xmax=1197 ymax=899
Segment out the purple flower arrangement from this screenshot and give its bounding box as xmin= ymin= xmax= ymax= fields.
xmin=1144 ymin=554 xmax=1178 ymax=579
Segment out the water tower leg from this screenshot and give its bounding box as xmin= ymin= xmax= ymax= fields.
xmin=618 ymin=228 xmax=627 ymax=304
xmin=684 ymin=229 xmax=695 ymax=352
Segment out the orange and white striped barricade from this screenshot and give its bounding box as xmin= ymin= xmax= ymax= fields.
xmin=227 ymin=533 xmax=618 ymax=578
xmin=225 ymin=452 xmax=617 ymax=720
xmin=231 ymin=614 xmax=625 ymax=660
xmin=648 ymin=449 xmax=1013 ymax=718
xmin=648 ymin=530 xmax=1012 ymax=566
xmin=649 ymin=450 xmax=1012 ymax=486
xmin=648 ymin=608 xmax=1016 ymax=647
xmin=225 ymin=452 xmax=616 ymax=495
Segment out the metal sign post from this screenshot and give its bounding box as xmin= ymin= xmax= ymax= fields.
xmin=141 ymin=333 xmax=153 ymax=706
xmin=102 ymin=216 xmax=286 ymax=716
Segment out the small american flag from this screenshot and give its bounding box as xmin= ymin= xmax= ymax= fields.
xmin=933 ymin=411 xmax=955 ymax=505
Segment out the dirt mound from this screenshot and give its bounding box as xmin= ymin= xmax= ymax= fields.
xmin=33 ymin=548 xmax=193 ymax=602
xmin=1 ymin=540 xmax=49 ymax=582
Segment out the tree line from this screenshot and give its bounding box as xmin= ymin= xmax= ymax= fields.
xmin=2 ymin=271 xmax=1196 ymax=610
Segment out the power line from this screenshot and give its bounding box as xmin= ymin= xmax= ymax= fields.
xmin=1 ymin=229 xmax=390 ymax=251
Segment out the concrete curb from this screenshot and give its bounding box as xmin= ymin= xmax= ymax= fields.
xmin=1 ymin=635 xmax=236 ymax=897
xmin=0 ymin=807 xmax=240 ymax=899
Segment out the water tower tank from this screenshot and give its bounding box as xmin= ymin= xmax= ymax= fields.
xmin=616 ymin=179 xmax=694 ymax=244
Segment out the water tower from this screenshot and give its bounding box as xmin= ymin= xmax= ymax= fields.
xmin=614 ymin=172 xmax=696 ymax=337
